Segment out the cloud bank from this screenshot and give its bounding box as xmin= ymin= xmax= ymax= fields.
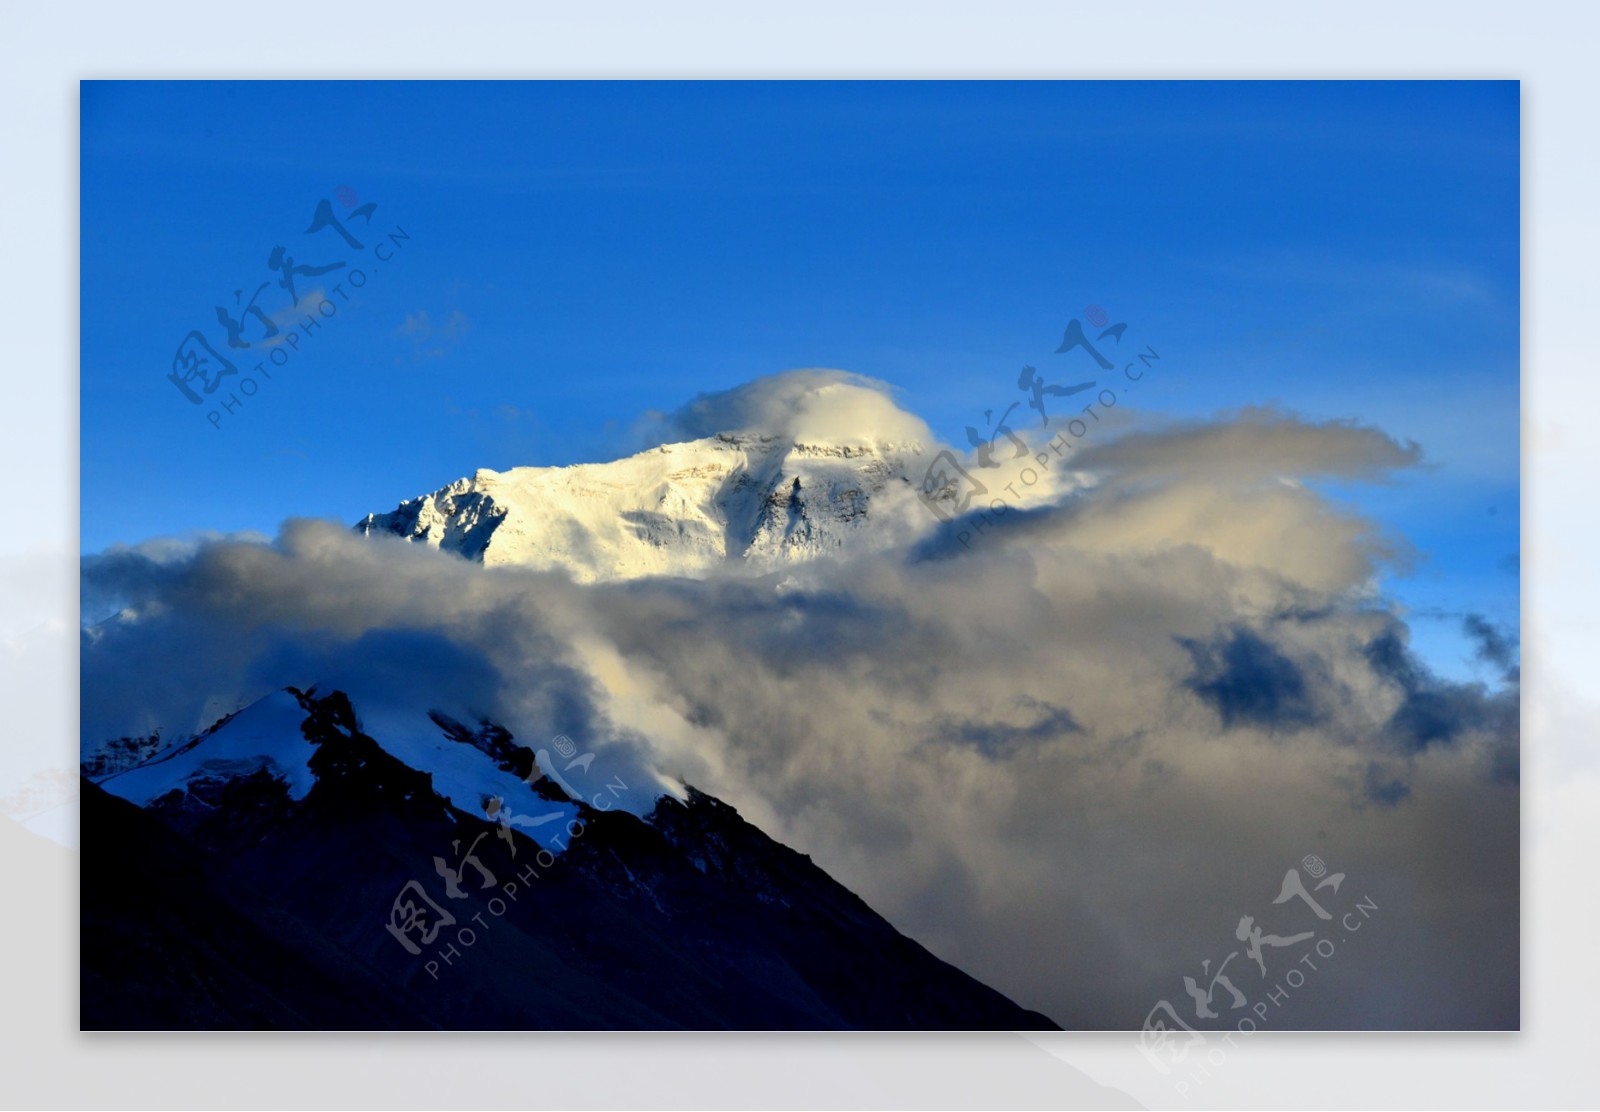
xmin=80 ymin=374 xmax=1518 ymax=1029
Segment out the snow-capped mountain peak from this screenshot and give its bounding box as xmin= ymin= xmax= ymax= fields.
xmin=356 ymin=431 xmax=936 ymax=582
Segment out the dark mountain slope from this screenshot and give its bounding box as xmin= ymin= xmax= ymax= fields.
xmin=81 ymin=689 xmax=1058 ymax=1031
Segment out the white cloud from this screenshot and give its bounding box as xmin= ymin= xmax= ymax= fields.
xmin=663 ymin=368 xmax=936 ymax=447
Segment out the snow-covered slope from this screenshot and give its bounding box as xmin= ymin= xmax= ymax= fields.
xmin=95 ymin=689 xmax=319 ymax=806
xmin=94 ymin=688 xmax=591 ymax=852
xmin=356 ymin=433 xmax=937 ymax=582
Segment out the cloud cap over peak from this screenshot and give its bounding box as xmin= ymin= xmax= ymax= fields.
xmin=659 ymin=369 xmax=935 ymax=448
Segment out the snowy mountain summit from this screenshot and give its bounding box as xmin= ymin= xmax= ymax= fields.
xmin=357 ymin=374 xmax=943 ymax=581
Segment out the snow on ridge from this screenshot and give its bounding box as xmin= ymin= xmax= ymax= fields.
xmin=93 ymin=688 xmax=646 ymax=852
xmin=97 ymin=688 xmax=318 ymax=806
xmin=359 ymin=706 xmax=582 ymax=850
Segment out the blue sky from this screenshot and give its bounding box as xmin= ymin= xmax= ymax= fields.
xmin=80 ymin=80 xmax=1518 ymax=680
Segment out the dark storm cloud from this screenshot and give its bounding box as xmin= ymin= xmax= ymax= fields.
xmin=1363 ymin=760 xmax=1414 ymax=807
xmin=1464 ymin=612 xmax=1521 ymax=683
xmin=1179 ymin=625 xmax=1321 ymax=731
xmin=941 ymin=701 xmax=1083 ymax=761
